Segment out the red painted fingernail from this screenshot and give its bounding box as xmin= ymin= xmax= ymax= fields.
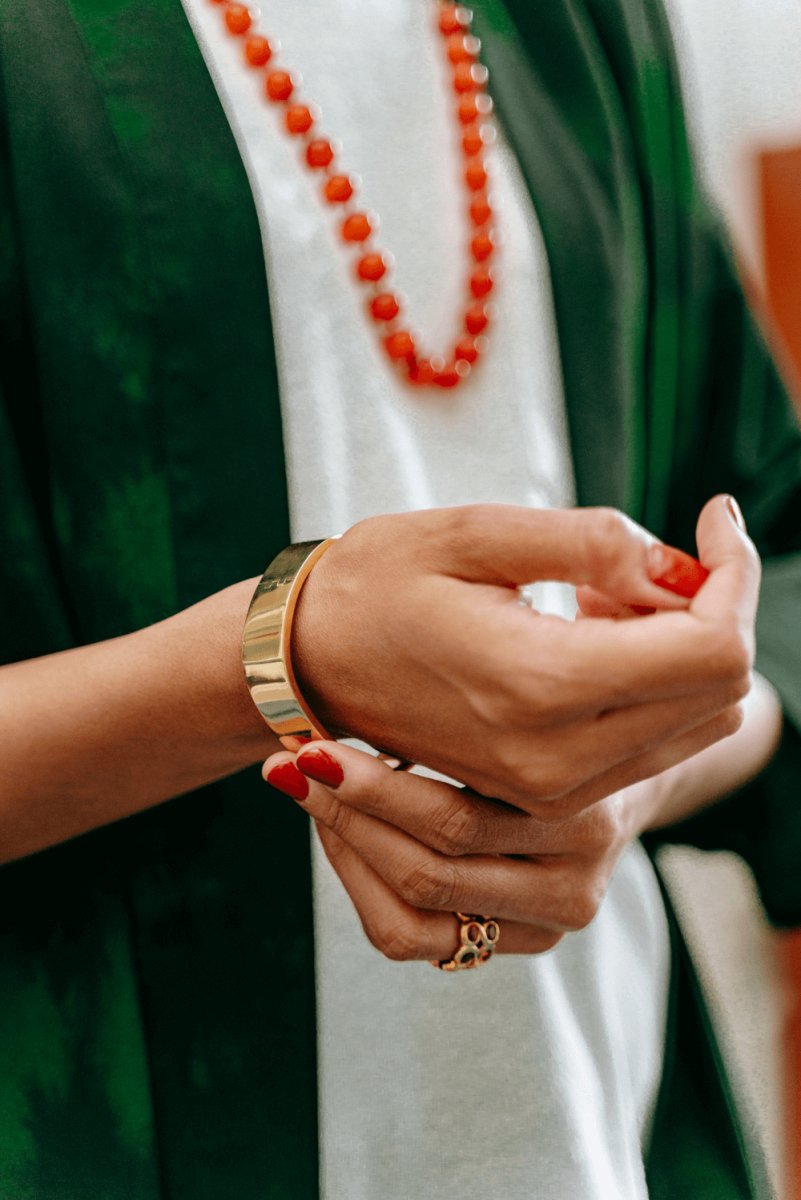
xmin=266 ymin=761 xmax=309 ymax=800
xmin=648 ymin=544 xmax=709 ymax=598
xmin=297 ymin=748 xmax=344 ymax=788
xmin=725 ymin=495 xmax=747 ymax=532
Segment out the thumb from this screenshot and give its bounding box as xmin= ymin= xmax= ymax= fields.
xmin=692 ymin=494 xmax=761 ymax=628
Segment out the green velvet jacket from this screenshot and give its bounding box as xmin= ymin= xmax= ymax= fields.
xmin=1 ymin=0 xmax=800 ymax=1196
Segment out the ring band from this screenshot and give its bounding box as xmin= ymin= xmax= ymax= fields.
xmin=243 ymin=539 xmax=339 ymax=749
xmin=433 ymin=912 xmax=500 ymax=971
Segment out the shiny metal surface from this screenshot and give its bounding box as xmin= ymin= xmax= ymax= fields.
xmin=242 ymin=538 xmax=338 ymax=748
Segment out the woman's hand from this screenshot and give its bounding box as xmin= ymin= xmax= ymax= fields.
xmin=264 ymin=741 xmax=637 ymax=959
xmin=291 ymin=495 xmax=759 ymax=820
xmin=262 ymin=680 xmax=781 ymax=966
xmin=262 ymin=493 xmax=774 ymax=963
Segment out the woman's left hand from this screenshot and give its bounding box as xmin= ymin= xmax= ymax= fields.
xmin=263 ymin=741 xmax=658 ymax=961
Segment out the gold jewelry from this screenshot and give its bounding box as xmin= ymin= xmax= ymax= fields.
xmin=242 ymin=539 xmax=339 ymax=748
xmin=433 ymin=912 xmax=500 ymax=971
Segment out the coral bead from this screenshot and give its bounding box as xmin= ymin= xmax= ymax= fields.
xmin=465 ymin=304 xmax=489 ymax=334
xmin=455 ymin=336 xmax=480 ymax=364
xmin=462 ymin=125 xmax=484 ymax=156
xmin=434 ymin=365 xmax=461 ymax=388
xmin=439 ymin=4 xmax=470 ymax=34
xmin=458 ymin=95 xmax=480 ymax=124
xmin=471 ymin=231 xmax=494 ymax=261
xmin=470 ymin=269 xmax=493 ymax=297
xmin=325 ymin=175 xmax=354 ymax=203
xmin=244 ymin=34 xmax=272 ymax=66
xmin=225 ymin=5 xmax=252 ymax=35
xmin=465 ymin=159 xmax=487 ymax=191
xmin=266 ymin=71 xmax=294 ymax=102
xmin=453 ymin=62 xmax=477 ymax=93
xmin=409 ymin=357 xmax=436 ymax=385
xmin=447 ymin=34 xmax=473 ymax=63
xmin=286 ymin=105 xmax=314 ymax=135
xmin=370 ymin=292 xmax=400 ymax=321
xmin=470 ymin=195 xmax=492 ymax=226
xmin=306 ymin=139 xmax=334 ymax=168
xmin=357 ymin=253 xmax=387 ymax=281
xmin=385 ymin=331 xmax=416 ymax=361
xmin=342 ymin=213 xmax=372 ymax=242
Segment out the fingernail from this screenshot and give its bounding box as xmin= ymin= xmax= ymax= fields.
xmin=648 ymin=543 xmax=709 ymax=599
xmin=297 ymin=748 xmax=344 ymax=788
xmin=266 ymin=761 xmax=309 ymax=800
xmin=725 ymin=495 xmax=747 ymax=532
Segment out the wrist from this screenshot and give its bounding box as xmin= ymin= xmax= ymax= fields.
xmin=162 ymin=576 xmax=280 ymax=760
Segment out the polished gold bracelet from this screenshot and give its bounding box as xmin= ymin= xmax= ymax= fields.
xmin=242 ymin=538 xmax=339 ymax=749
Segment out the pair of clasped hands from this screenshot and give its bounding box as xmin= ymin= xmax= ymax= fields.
xmin=263 ymin=496 xmax=760 ymax=963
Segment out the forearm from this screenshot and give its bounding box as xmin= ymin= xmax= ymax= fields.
xmin=0 ymin=577 xmax=277 ymax=862
xmin=637 ymin=672 xmax=784 ymax=833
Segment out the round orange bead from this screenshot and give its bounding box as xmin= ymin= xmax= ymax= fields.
xmin=357 ymin=253 xmax=387 ymax=281
xmin=306 ymin=139 xmax=334 ymax=168
xmin=409 ymin=357 xmax=436 ymax=385
xmin=470 ymin=195 xmax=492 ymax=226
xmin=455 ymin=336 xmax=480 ymax=364
xmin=325 ymin=175 xmax=354 ymax=203
xmin=462 ymin=125 xmax=484 ymax=156
xmin=385 ymin=331 xmax=416 ymax=361
xmin=458 ymin=95 xmax=480 ymax=125
xmin=244 ymin=35 xmax=272 ymax=66
xmin=342 ymin=213 xmax=372 ymax=242
xmin=471 ymin=231 xmax=494 ymax=261
xmin=439 ymin=4 xmax=470 ymax=34
xmin=370 ymin=292 xmax=400 ymax=321
xmin=453 ymin=62 xmax=477 ymax=93
xmin=447 ymin=34 xmax=472 ymax=64
xmin=266 ymin=71 xmax=294 ymax=102
xmin=225 ymin=5 xmax=252 ymax=35
xmin=465 ymin=304 xmax=489 ymax=335
xmin=434 ymin=365 xmax=461 ymax=388
xmin=286 ymin=105 xmax=313 ymax=135
xmin=465 ymin=159 xmax=487 ymax=191
xmin=470 ymin=269 xmax=494 ymax=298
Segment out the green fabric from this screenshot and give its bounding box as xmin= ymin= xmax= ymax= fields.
xmin=1 ymin=0 xmax=800 ymax=1194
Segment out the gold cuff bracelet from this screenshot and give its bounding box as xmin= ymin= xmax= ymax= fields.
xmin=242 ymin=538 xmax=339 ymax=749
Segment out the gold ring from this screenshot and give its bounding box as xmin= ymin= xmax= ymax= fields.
xmin=433 ymin=912 xmax=500 ymax=971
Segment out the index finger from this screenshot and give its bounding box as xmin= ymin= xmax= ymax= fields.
xmin=434 ymin=504 xmax=690 ymax=610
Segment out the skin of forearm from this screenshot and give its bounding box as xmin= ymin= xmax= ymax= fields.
xmin=636 ymin=671 xmax=784 ymax=834
xmin=0 ymin=577 xmax=278 ymax=863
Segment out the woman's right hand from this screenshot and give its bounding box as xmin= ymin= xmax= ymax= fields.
xmin=292 ymin=498 xmax=758 ymax=820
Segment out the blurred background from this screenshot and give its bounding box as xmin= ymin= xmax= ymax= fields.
xmin=661 ymin=2 xmax=801 ymax=1195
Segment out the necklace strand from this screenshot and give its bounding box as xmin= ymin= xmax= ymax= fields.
xmin=209 ymin=0 xmax=498 ymax=390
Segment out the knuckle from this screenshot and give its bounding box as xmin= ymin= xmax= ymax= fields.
xmin=710 ymin=623 xmax=752 ymax=681
xmin=584 ymin=806 xmax=622 ymax=854
xmin=434 ymin=798 xmax=484 ymax=856
xmin=313 ymin=793 xmax=355 ymax=842
xmin=369 ymin=920 xmax=422 ymax=962
xmin=720 ymin=702 xmax=746 ymax=738
xmin=562 ymin=880 xmax=605 ymax=931
xmin=584 ymin=507 xmax=629 ymax=564
xmin=532 ymin=931 xmax=565 ymax=954
xmin=526 ymin=761 xmax=574 ymax=806
xmin=401 ymin=858 xmax=458 ymax=911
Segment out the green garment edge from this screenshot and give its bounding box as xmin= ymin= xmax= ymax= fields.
xmin=1 ymin=0 xmax=800 ymax=1194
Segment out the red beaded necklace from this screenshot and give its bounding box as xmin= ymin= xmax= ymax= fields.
xmin=209 ymin=0 xmax=497 ymax=390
